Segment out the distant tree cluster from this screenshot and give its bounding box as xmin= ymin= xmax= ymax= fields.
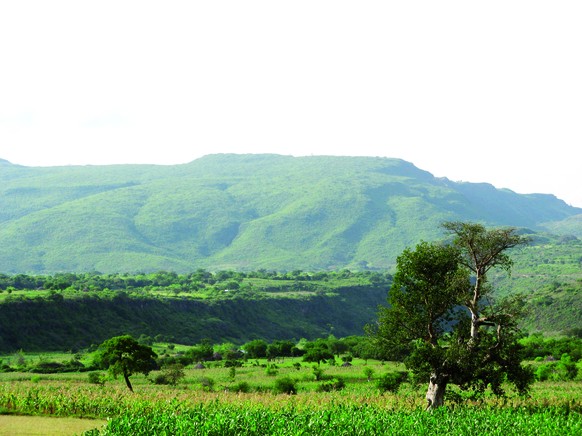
xmin=0 ymin=269 xmax=391 ymax=295
xmin=520 ymin=333 xmax=582 ymax=362
xmin=151 ymin=335 xmax=379 ymax=370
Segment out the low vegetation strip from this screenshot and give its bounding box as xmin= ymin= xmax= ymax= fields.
xmin=100 ymin=406 xmax=582 ymax=436
xmin=1 ymin=381 xmax=580 ymax=435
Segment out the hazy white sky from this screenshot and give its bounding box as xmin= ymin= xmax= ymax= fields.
xmin=1 ymin=1 xmax=581 ymax=207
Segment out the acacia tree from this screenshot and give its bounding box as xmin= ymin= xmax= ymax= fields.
xmin=370 ymin=222 xmax=533 ymax=409
xmin=95 ymin=335 xmax=158 ymax=392
xmin=442 ymin=221 xmax=529 ymax=341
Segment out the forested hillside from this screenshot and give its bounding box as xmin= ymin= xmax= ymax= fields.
xmin=0 ymin=270 xmax=389 ymax=352
xmin=0 ymin=231 xmax=580 ymax=353
xmin=1 ymin=154 xmax=580 ymax=273
xmin=491 ymin=233 xmax=582 ymax=334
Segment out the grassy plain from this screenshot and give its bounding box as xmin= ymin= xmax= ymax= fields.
xmin=0 ymin=353 xmax=581 ymax=435
xmin=0 ymin=415 xmax=106 ymax=436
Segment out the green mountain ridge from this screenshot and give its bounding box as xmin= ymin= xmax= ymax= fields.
xmin=1 ymin=154 xmax=580 ymax=273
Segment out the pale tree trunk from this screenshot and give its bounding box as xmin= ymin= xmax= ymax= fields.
xmin=425 ymin=373 xmax=448 ymax=410
xmin=470 ymin=310 xmax=479 ymax=341
xmin=469 ymin=273 xmax=484 ymax=341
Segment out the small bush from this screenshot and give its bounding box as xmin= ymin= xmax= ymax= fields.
xmin=341 ymin=354 xmax=353 ymax=364
xmin=535 ymin=354 xmax=578 ymax=381
xmin=160 ymin=363 xmax=185 ymax=385
xmin=0 ymin=364 xmax=14 ymax=373
xmin=265 ymin=365 xmax=279 ymax=376
xmin=88 ymin=371 xmax=106 ymax=385
xmin=200 ymin=377 xmax=216 ymax=392
xmin=316 ymin=377 xmax=345 ymax=392
xmin=273 ymin=377 xmax=297 ymax=395
xmin=152 ymin=373 xmax=169 ymax=385
xmin=363 ymin=367 xmax=375 ymax=381
xmin=312 ymin=366 xmax=325 ymax=381
xmin=231 ymin=381 xmax=251 ymax=393
xmin=377 ymin=371 xmax=408 ymax=394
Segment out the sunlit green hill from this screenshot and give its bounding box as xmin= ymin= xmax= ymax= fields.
xmin=1 ymin=154 xmax=580 ymax=273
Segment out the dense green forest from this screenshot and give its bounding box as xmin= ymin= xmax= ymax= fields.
xmin=1 ymin=154 xmax=580 ymax=273
xmin=0 ymin=270 xmax=390 ymax=352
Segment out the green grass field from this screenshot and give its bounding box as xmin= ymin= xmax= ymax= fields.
xmin=0 ymin=353 xmax=581 ymax=435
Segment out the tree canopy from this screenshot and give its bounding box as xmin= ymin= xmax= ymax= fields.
xmin=95 ymin=335 xmax=158 ymax=392
xmin=370 ymin=222 xmax=533 ymax=409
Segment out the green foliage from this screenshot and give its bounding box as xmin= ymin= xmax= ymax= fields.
xmin=94 ymin=335 xmax=157 ymax=392
xmin=0 ymin=382 xmax=572 ymax=436
xmin=302 ymin=339 xmax=334 ymax=365
xmin=520 ymin=334 xmax=582 ymax=362
xmin=0 ymin=252 xmax=579 ymax=355
xmin=224 ymin=360 xmax=243 ymax=369
xmin=491 ymin=236 xmax=582 ymax=333
xmin=273 ymin=376 xmax=297 ymax=395
xmin=87 ymin=371 xmax=106 ymax=385
xmin=535 ymin=354 xmax=579 ymax=381
xmin=374 ymin=241 xmax=469 ymax=348
xmin=266 ymin=340 xmax=297 ymax=359
xmin=265 ymin=365 xmax=279 ymax=377
xmin=0 ymin=274 xmax=388 ymax=353
xmin=80 ymin=406 xmax=582 ymax=435
xmin=0 ymin=356 xmax=581 ymax=434
xmin=371 ymin=223 xmax=534 ymax=407
xmin=312 ymin=366 xmax=325 ymax=381
xmin=243 ymin=340 xmax=268 ymax=359
xmin=152 ymin=364 xmax=185 ymax=386
xmin=30 ymin=375 xmax=41 ymax=383
xmin=363 ymin=366 xmax=375 ymax=381
xmin=230 ymin=381 xmax=251 ymax=393
xmin=29 ymin=359 xmax=85 ymax=374
xmin=316 ymin=377 xmax=345 ymax=392
xmin=186 ymin=340 xmax=214 ymax=363
xmin=199 ymin=377 xmax=215 ymax=392
xmin=14 ymin=350 xmax=26 ymax=368
xmin=376 ymin=371 xmax=408 ymax=393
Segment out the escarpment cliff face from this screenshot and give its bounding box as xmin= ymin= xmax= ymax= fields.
xmin=1 ymin=154 xmax=580 ymax=274
xmin=0 ymin=286 xmax=386 ymax=352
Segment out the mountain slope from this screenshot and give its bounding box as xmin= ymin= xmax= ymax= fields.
xmin=0 ymin=154 xmax=580 ymax=273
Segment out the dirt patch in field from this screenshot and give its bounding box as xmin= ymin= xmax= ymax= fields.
xmin=0 ymin=415 xmax=106 ymax=435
